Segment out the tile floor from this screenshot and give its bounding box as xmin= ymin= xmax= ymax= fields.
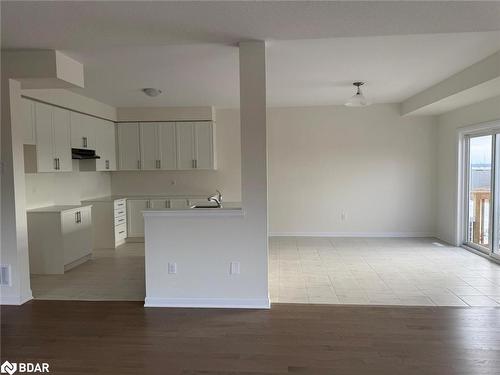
xmin=269 ymin=237 xmax=500 ymax=306
xmin=31 ymin=242 xmax=145 ymax=301
xmin=31 ymin=237 xmax=500 ymax=307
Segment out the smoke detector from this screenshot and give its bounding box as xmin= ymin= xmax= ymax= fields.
xmin=142 ymin=88 xmax=162 ymax=97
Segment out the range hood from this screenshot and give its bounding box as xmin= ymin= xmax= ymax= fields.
xmin=72 ymin=148 xmax=101 ymax=160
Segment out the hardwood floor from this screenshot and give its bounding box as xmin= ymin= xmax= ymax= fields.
xmin=2 ymin=301 xmax=500 ymax=374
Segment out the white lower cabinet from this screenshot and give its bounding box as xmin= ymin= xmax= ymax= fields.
xmin=81 ymin=198 xmax=127 ymax=249
xmin=127 ymin=197 xmax=190 ymax=237
xmin=27 ymin=205 xmax=93 ymax=274
xmin=127 ymin=199 xmax=149 ymax=237
xmin=149 ymin=199 xmax=169 ymax=209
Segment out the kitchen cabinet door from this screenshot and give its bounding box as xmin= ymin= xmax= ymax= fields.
xmin=159 ymin=122 xmax=177 ymax=170
xmin=104 ymin=121 xmax=117 ymax=170
xmin=21 ymin=98 xmax=36 ymax=145
xmin=95 ymin=119 xmax=116 ymax=171
xmin=61 ymin=206 xmax=92 ymax=265
xmin=70 ymin=112 xmax=96 ymax=150
xmin=176 ymin=123 xmax=195 ymax=169
xmin=127 ymin=199 xmax=148 ymax=237
xmin=140 ymin=123 xmax=159 ymax=170
xmin=52 ymin=107 xmax=72 ymax=172
xmin=34 ymin=102 xmax=55 ymax=172
xmin=194 ymin=122 xmax=213 ymax=169
xmin=117 ymin=123 xmax=140 ymax=170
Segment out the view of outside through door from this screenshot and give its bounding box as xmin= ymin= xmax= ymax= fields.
xmin=467 ymin=135 xmax=492 ymax=251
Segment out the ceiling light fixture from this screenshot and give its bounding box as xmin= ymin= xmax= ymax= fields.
xmin=344 ymin=82 xmax=371 ymax=107
xmin=142 ymin=88 xmax=162 ymax=97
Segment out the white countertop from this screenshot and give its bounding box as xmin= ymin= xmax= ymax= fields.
xmin=27 ymin=204 xmax=92 ymax=213
xmin=143 ymin=202 xmax=243 ymax=217
xmin=81 ymin=194 xmax=210 ymax=203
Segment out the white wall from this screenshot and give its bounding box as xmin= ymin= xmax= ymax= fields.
xmin=436 ymin=95 xmax=500 ymax=245
xmin=267 ymin=104 xmax=437 ymax=236
xmin=25 ymin=162 xmax=111 ymax=209
xmin=210 ymin=105 xmax=437 ymax=237
xmin=111 ymin=109 xmax=242 ymax=202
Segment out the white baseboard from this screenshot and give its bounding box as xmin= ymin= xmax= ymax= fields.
xmin=269 ymin=232 xmax=435 ymax=238
xmin=1 ymin=292 xmax=33 ymax=305
xmin=144 ymin=297 xmax=270 ymax=309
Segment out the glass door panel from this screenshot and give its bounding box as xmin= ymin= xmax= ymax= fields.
xmin=466 ymin=135 xmax=493 ymax=252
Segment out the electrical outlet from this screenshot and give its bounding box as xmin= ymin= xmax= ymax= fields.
xmin=230 ymin=262 xmax=240 ymax=275
xmin=168 ymin=262 xmax=177 ymax=274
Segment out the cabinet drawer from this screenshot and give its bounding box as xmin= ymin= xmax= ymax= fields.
xmin=115 ymin=215 xmax=127 ymax=226
xmin=114 ymin=199 xmax=126 ymax=210
xmin=114 ymin=208 xmax=126 ymax=218
xmin=115 ymin=223 xmax=127 ymax=241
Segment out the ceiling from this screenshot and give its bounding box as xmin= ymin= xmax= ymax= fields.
xmin=2 ymin=1 xmax=500 ymax=108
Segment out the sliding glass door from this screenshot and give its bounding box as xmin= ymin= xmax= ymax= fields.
xmin=464 ymin=130 xmax=500 ymax=260
xmin=465 ymin=135 xmax=493 ymax=253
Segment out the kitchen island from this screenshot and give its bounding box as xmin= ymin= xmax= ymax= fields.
xmin=142 ymin=202 xmax=269 ymax=309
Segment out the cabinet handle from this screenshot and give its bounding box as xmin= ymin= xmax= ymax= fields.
xmin=192 ymin=159 xmax=196 ymax=169
xmin=119 ymin=231 xmax=125 ymax=234
xmin=137 ymin=160 xmax=141 ymax=169
xmin=105 ymin=160 xmax=110 ymax=170
xmin=54 ymin=158 xmax=58 ymax=170
xmin=55 ymin=158 xmax=60 ymax=170
xmin=82 ymin=137 xmax=86 ymax=148
xmin=75 ymin=211 xmax=81 ymax=223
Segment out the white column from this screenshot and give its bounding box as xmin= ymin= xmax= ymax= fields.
xmin=239 ymin=40 xmax=269 ymax=298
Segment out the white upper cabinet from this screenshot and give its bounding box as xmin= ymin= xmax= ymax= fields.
xmin=70 ymin=112 xmax=96 ymax=150
xmin=176 ymin=122 xmax=215 ymax=170
xmin=194 ymin=122 xmax=214 ymax=170
xmin=117 ymin=123 xmax=141 ymax=170
xmin=21 ymin=98 xmax=36 ymax=145
xmin=27 ymin=102 xmax=72 ymax=173
xmin=139 ymin=122 xmax=177 ymax=170
xmin=176 ymin=123 xmax=195 ymax=169
xmin=95 ymin=119 xmax=116 ymax=171
xmin=140 ymin=123 xmax=159 ymax=170
xmin=52 ymin=107 xmax=72 ymax=172
xmin=159 ymin=122 xmax=177 ymax=170
xmin=115 ymin=121 xmax=214 ymax=171
xmin=33 ymin=101 xmax=55 ymax=172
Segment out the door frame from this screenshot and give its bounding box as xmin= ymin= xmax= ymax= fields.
xmin=457 ymin=120 xmax=500 ymax=261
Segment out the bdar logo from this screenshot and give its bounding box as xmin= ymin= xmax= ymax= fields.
xmin=0 ymin=361 xmax=17 ymax=375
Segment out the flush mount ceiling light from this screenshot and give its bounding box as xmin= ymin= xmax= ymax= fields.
xmin=344 ymin=82 xmax=371 ymax=107
xmin=142 ymin=88 xmax=162 ymax=97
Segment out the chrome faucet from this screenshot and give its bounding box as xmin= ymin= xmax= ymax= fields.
xmin=208 ymin=190 xmax=222 ymax=207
